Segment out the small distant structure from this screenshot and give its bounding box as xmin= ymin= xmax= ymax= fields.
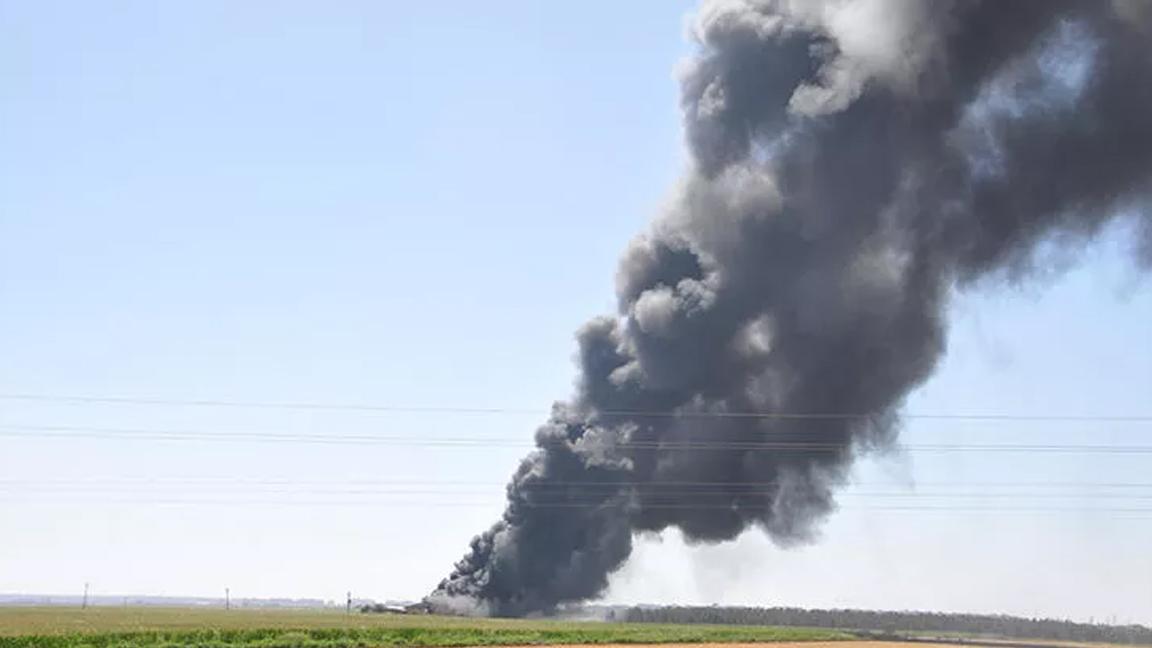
xmin=358 ymin=601 xmax=431 ymax=615
xmin=404 ymin=601 xmax=431 ymax=615
xmin=359 ymin=603 xmax=409 ymax=614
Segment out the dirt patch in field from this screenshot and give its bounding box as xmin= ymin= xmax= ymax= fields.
xmin=477 ymin=642 xmax=952 ymax=648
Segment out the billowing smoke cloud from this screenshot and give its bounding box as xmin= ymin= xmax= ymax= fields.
xmin=430 ymin=0 xmax=1152 ymax=616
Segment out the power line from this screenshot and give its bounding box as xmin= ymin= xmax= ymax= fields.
xmin=7 ymin=473 xmax=1152 ymax=501
xmin=2 ymin=477 xmax=1150 ymax=488
xmin=4 ymin=424 xmax=1152 ymax=453
xmin=5 ymin=486 xmax=1152 ymax=499
xmin=2 ymin=495 xmax=1150 ymax=514
xmin=5 ymin=474 xmax=1152 ymax=499
xmin=2 ymin=392 xmax=1151 ymax=422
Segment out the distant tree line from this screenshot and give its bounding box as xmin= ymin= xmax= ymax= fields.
xmin=618 ymin=606 xmax=1152 ymax=644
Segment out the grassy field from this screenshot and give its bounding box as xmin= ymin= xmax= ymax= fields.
xmin=0 ymin=607 xmax=852 ymax=648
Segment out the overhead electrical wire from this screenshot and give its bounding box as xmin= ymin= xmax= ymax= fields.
xmin=2 ymin=392 xmax=1151 ymax=422
xmin=4 ymin=487 xmax=1152 ymax=500
xmin=2 ymin=478 xmax=1151 ymax=488
xmin=2 ymin=424 xmax=1152 ymax=453
xmin=4 ymin=394 xmax=1149 ymax=516
xmin=5 ymin=480 xmax=1152 ymax=514
xmin=1 ymin=495 xmax=1150 ymax=514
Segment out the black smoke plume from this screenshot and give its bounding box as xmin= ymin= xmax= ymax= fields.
xmin=429 ymin=0 xmax=1152 ymax=616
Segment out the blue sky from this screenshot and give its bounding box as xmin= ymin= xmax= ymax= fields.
xmin=1 ymin=0 xmax=1150 ymax=623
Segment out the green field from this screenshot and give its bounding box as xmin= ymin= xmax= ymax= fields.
xmin=0 ymin=607 xmax=851 ymax=648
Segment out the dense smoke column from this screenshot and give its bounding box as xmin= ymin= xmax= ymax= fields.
xmin=430 ymin=0 xmax=1152 ymax=617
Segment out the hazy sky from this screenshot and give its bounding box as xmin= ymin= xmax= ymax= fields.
xmin=1 ymin=0 xmax=1150 ymax=624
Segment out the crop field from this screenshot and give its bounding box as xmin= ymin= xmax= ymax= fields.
xmin=0 ymin=607 xmax=852 ymax=648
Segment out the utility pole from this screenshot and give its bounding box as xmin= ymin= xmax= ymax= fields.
xmin=82 ymin=583 xmax=89 ymax=609
xmin=225 ymin=588 xmax=230 ymax=611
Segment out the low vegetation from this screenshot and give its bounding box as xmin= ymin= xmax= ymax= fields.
xmin=0 ymin=607 xmax=850 ymax=648
xmin=618 ymin=607 xmax=1152 ymax=645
